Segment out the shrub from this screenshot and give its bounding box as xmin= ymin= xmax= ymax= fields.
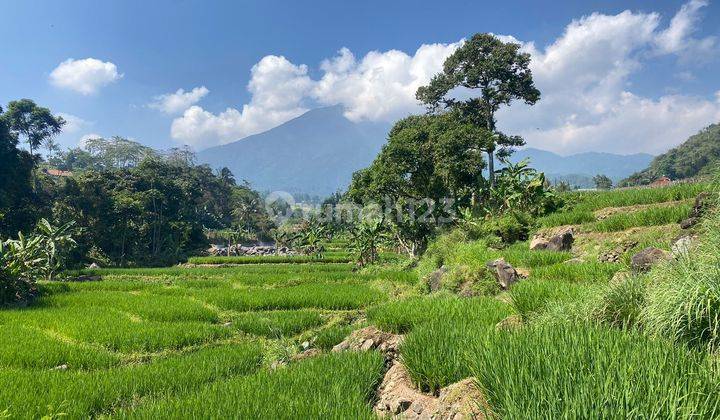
xmin=591 ymin=275 xmax=646 ymax=329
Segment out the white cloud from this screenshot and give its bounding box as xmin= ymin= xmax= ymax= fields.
xmin=148 ymin=86 xmax=209 ymax=114
xmin=171 ymin=56 xmax=313 ymax=148
xmin=171 ymin=1 xmax=720 ymax=154
xmin=57 ymin=113 xmax=89 ymax=133
xmin=313 ymin=42 xmax=461 ymax=122
xmin=49 ymin=58 xmax=122 ymax=95
xmin=655 ymin=0 xmax=716 ymax=58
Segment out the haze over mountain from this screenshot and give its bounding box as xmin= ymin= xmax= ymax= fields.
xmin=198 ymin=106 xmax=656 ymax=195
xmin=197 ymin=106 xmax=390 ymax=195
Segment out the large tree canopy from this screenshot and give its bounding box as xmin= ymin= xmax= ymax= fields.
xmin=416 ymin=33 xmax=540 ymax=187
xmin=2 ymin=99 xmax=65 ymax=155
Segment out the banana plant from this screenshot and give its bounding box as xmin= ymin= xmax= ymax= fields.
xmin=34 ymin=219 xmax=77 ymax=281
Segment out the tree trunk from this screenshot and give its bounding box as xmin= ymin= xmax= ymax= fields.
xmin=487 ymin=150 xmax=495 ymax=188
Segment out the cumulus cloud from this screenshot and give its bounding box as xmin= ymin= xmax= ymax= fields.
xmin=148 ymin=86 xmax=209 ymax=114
xmin=171 ymin=56 xmax=312 ymax=148
xmin=57 ymin=113 xmax=89 ymax=133
xmin=171 ymin=1 xmax=720 ymax=154
xmin=49 ymin=58 xmax=122 ymax=95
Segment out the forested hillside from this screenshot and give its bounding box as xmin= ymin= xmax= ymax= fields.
xmin=621 ymin=124 xmax=720 ymax=186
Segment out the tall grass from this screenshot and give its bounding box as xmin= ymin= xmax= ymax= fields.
xmin=643 ymin=201 xmax=720 ymax=351
xmin=469 ymin=323 xmax=720 ymax=418
xmin=529 ymin=262 xmax=622 ymax=283
xmin=116 ymin=352 xmax=384 ymax=419
xmin=589 ymin=203 xmax=691 ymax=232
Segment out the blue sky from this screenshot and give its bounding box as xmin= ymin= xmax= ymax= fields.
xmin=1 ymin=0 xmax=719 ymax=155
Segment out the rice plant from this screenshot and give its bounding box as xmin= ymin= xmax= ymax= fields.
xmin=468 ymin=323 xmax=720 ymax=418
xmin=115 ymin=352 xmax=384 ymax=419
xmin=0 ymin=342 xmax=264 ymax=419
xmin=590 ymin=203 xmax=691 ymax=232
xmin=230 ymin=310 xmax=325 ymax=338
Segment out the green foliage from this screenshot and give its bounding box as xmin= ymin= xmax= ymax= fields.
xmin=348 ymin=217 xmax=387 ymax=267
xmin=487 ymin=159 xmax=563 ymax=216
xmin=468 ymin=323 xmax=720 ymax=418
xmin=417 ymin=33 xmax=540 ymax=186
xmin=461 ymin=209 xmax=533 ymax=243
xmin=592 ymin=174 xmax=613 ymax=189
xmin=621 ymin=123 xmax=720 ymax=186
xmin=0 ymin=108 xmax=37 ymax=237
xmin=591 ymin=275 xmax=646 ymax=329
xmin=2 ymin=99 xmax=65 ymax=155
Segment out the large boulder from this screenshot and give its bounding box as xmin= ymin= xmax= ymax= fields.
xmin=486 ymin=258 xmax=519 ymax=289
xmin=530 ymin=227 xmax=574 ymax=252
xmin=631 ymin=247 xmax=671 ymax=272
xmin=671 ymin=235 xmax=698 ymax=258
xmin=427 ymin=265 xmax=447 ymax=292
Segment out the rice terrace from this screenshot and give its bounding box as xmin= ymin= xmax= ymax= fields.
xmin=3 ymin=1 xmax=720 ymax=419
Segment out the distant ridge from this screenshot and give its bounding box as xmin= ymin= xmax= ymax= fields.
xmin=510 ymin=148 xmax=654 ymax=185
xmin=197 ymin=106 xmax=390 ymax=196
xmin=197 ymin=107 xmax=655 ymax=195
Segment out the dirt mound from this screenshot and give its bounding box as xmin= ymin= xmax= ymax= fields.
xmin=374 ymin=362 xmax=490 ymax=419
xmin=332 ymin=326 xmax=403 ymax=365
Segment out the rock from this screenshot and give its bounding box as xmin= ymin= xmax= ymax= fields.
xmin=435 ymin=377 xmax=490 ymax=419
xmin=671 ymin=235 xmax=697 ymax=258
xmin=87 ymin=262 xmax=100 ymax=269
xmin=374 ymin=363 xmax=438 ymax=417
xmin=610 ymin=271 xmax=631 ymax=285
xmin=291 ymin=348 xmax=321 ymax=361
xmin=427 ymin=266 xmax=447 ymax=292
xmin=515 ymin=267 xmax=531 ymax=278
xmin=67 ymin=275 xmax=102 ymax=282
xmin=530 ymin=228 xmax=574 ymax=252
xmin=332 ymin=326 xmax=403 ymax=365
xmin=374 ymin=362 xmax=490 ymax=419
xmin=486 ymin=258 xmax=519 ymax=289
xmin=599 ymin=240 xmax=638 ymax=263
xmin=51 ymin=364 xmax=68 ymax=371
xmin=631 ymin=247 xmax=671 ymax=272
xmin=680 ymin=217 xmax=700 ymax=230
xmin=691 ymin=192 xmax=710 ymax=218
xmin=495 ymin=314 xmax=522 ymax=331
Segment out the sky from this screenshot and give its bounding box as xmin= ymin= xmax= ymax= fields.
xmin=1 ymin=0 xmax=719 ymax=156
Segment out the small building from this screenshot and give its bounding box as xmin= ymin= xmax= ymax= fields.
xmin=43 ymin=168 xmax=73 ymax=177
xmin=650 ymin=176 xmax=672 ymax=187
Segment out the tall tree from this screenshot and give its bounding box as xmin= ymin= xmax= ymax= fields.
xmin=3 ymin=99 xmax=65 ymax=155
xmin=416 ymin=33 xmax=540 ymax=187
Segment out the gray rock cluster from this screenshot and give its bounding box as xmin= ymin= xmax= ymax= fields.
xmin=530 ymin=227 xmax=574 ymax=252
xmin=206 ymin=244 xmax=296 ymax=257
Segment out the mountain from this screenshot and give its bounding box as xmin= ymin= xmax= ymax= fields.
xmin=509 ymin=148 xmax=654 ymax=187
xmin=620 ymin=123 xmax=720 ymax=186
xmin=197 ymin=106 xmax=390 ymax=196
xmin=197 ymin=106 xmax=654 ymax=195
